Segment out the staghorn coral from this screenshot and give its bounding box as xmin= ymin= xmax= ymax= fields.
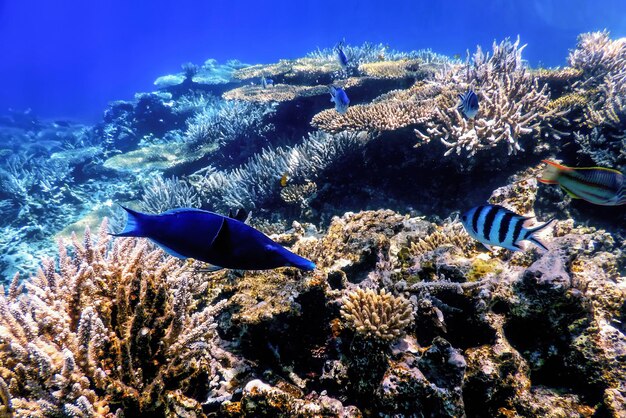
xmin=568 ymin=31 xmax=626 ymax=84
xmin=0 ymin=220 xmax=237 ymax=417
xmin=566 ymin=31 xmax=626 ymax=133
xmin=415 ymin=37 xmax=568 ymax=156
xmin=340 ymin=288 xmax=413 ymax=342
xmin=575 ymin=128 xmax=626 ymax=171
xmin=307 ymin=43 xmax=451 ymax=67
xmin=139 ymin=175 xmax=201 ymax=214
xmin=184 ymin=99 xmax=276 ymax=150
xmin=190 ymin=131 xmax=371 ymax=212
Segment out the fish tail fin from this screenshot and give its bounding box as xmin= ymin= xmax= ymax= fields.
xmin=523 ymin=218 xmax=555 ymax=249
xmin=110 ymin=206 xmax=146 ymax=237
xmin=539 ymin=160 xmax=570 ymax=184
xmin=524 ymin=218 xmax=555 ymax=237
xmin=528 ymin=236 xmax=549 ymax=251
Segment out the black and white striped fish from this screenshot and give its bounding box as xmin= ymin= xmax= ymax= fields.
xmin=457 ymin=89 xmax=479 ymax=119
xmin=460 ymin=205 xmax=554 ymax=251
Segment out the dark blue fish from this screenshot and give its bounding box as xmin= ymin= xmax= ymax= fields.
xmin=460 ymin=205 xmax=554 ymax=251
xmin=112 ymin=207 xmax=316 ymax=271
xmin=261 ymin=76 xmax=273 ymax=89
xmin=336 ymin=43 xmax=349 ymax=70
xmin=330 ymin=86 xmax=350 ymax=114
xmin=457 ymin=89 xmax=479 ymax=119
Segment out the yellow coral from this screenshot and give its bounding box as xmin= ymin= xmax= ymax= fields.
xmin=532 ymin=67 xmax=584 ymax=83
xmin=340 ymin=288 xmax=413 ymax=341
xmin=358 ymin=59 xmax=426 ymax=79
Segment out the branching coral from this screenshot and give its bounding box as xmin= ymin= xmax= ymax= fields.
xmin=279 ymin=181 xmax=318 ymax=208
xmin=568 ymin=31 xmax=626 ymax=84
xmin=575 ymin=128 xmax=626 ymax=171
xmin=184 ymin=100 xmax=276 ymax=150
xmin=415 ymin=37 xmax=568 ymax=156
xmin=140 ymin=175 xmax=201 ymax=213
xmin=0 ymin=220 xmax=236 ymax=416
xmin=408 ymin=221 xmax=475 ymax=258
xmin=340 ymin=288 xmax=413 ymax=342
xmin=307 ymin=43 xmax=450 ymax=67
xmin=566 ymin=31 xmax=626 ymax=163
xmin=190 ymin=131 xmax=371 ymax=212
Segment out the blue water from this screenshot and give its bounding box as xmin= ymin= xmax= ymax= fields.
xmin=1 ymin=0 xmax=625 ymax=121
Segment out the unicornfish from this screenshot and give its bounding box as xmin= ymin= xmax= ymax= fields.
xmin=539 ymin=160 xmax=626 ymax=206
xmin=461 ymin=204 xmax=554 ymax=251
xmin=112 ymin=207 xmax=316 ymax=271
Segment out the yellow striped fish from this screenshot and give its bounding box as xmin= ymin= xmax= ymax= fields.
xmin=539 ymin=160 xmax=626 ymax=206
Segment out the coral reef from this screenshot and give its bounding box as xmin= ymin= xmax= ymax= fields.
xmin=415 ymin=37 xmax=568 ymax=156
xmin=0 ymin=221 xmax=238 ymax=416
xmin=340 ymin=288 xmax=413 ymax=341
xmin=1 ymin=31 xmax=626 ymax=418
xmin=191 ymin=131 xmax=371 ymax=212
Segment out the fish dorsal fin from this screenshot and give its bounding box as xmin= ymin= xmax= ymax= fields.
xmin=228 ymin=208 xmax=248 ymax=222
xmin=574 ymin=166 xmax=623 ymax=175
xmin=162 ymin=207 xmax=211 ymax=215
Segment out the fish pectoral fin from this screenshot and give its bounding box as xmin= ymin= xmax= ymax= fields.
xmin=560 ymin=185 xmax=580 ymax=199
xmin=194 ymin=264 xmax=224 ymax=273
xmin=482 ymin=243 xmax=493 ymax=251
xmin=151 ymin=239 xmax=187 ymax=259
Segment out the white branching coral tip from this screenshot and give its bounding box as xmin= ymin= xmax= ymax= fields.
xmin=340 ymin=288 xmax=413 ymax=342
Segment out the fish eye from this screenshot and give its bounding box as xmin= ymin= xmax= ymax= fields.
xmin=461 ymin=215 xmax=467 ymax=222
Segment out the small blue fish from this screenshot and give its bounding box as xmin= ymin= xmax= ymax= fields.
xmin=261 ymin=76 xmax=273 ymax=89
xmin=457 ymin=89 xmax=479 ymax=119
xmin=336 ymin=43 xmax=349 ymax=71
xmin=112 ymin=207 xmax=316 ymax=271
xmin=330 ymin=86 xmax=350 ymax=114
xmin=460 ymin=205 xmax=554 ymax=251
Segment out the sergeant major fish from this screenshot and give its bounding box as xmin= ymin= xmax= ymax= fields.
xmin=461 ymin=204 xmax=554 ymax=251
xmin=458 ymin=89 xmax=479 ymax=119
xmin=112 ymin=207 xmax=316 ymax=271
xmin=330 ymin=86 xmax=350 ymax=114
xmin=539 ymin=160 xmax=626 ymax=206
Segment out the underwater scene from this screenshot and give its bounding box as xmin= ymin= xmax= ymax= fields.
xmin=1 ymin=1 xmax=626 ymax=417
